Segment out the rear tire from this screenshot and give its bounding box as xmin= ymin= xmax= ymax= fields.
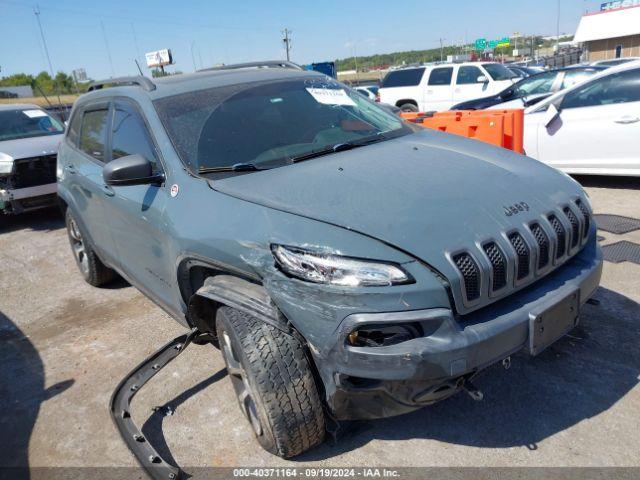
xmin=65 ymin=209 xmax=116 ymax=287
xmin=399 ymin=102 xmax=419 ymax=112
xmin=216 ymin=306 xmax=326 ymax=458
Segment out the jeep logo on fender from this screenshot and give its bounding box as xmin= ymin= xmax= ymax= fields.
xmin=503 ymin=201 xmax=530 ymax=217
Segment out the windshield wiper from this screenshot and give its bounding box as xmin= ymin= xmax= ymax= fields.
xmin=290 ymin=133 xmax=388 ymax=164
xmin=198 ymin=163 xmax=266 ymax=174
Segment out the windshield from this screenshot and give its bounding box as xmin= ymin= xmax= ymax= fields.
xmin=154 ymin=77 xmax=410 ymax=174
xmin=0 ymin=108 xmax=64 ymax=142
xmin=482 ymin=63 xmax=518 ymax=81
xmin=514 ymin=72 xmax=557 ymax=96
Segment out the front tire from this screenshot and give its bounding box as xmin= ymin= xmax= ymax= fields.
xmin=65 ymin=209 xmax=116 ymax=287
xmin=216 ymin=306 xmax=326 ymax=458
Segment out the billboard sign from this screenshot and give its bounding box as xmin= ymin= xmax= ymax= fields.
xmin=145 ymin=49 xmax=173 ymax=68
xmin=601 ymin=0 xmax=640 ymax=10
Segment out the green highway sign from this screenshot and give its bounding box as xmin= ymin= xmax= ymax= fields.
xmin=475 ymin=37 xmax=510 ymax=50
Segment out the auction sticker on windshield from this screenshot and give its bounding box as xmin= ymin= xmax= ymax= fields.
xmin=306 ymin=87 xmax=356 ymax=106
xmin=23 ymin=109 xmax=48 ymax=118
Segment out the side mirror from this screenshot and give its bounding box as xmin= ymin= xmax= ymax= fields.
xmin=103 ymin=154 xmax=163 ymax=186
xmin=542 ymin=103 xmax=561 ymax=128
xmin=477 ymin=75 xmax=489 ymax=83
xmin=500 ymin=88 xmax=514 ymax=99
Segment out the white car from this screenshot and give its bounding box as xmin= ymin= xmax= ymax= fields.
xmin=524 ymin=61 xmax=640 ymax=176
xmin=353 ymin=85 xmax=379 ymax=101
xmin=378 ymin=62 xmax=518 ymax=112
xmin=591 ymin=57 xmax=639 ymax=68
xmin=0 ymin=104 xmax=64 ymax=216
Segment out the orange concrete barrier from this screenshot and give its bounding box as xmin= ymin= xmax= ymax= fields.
xmin=400 ymin=109 xmax=524 ymax=154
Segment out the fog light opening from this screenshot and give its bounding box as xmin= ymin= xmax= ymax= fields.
xmin=346 ymin=323 xmax=423 ymax=347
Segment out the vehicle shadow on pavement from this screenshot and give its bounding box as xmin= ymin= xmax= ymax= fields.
xmin=0 ymin=310 xmax=74 ymax=477
xmin=0 ymin=208 xmax=64 ymax=235
xmin=298 ymin=286 xmax=640 ymax=459
xmin=141 ymin=368 xmax=228 ymax=467
xmin=573 ymin=175 xmax=640 ymax=191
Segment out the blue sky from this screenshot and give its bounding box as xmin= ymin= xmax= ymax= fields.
xmin=1 ymin=0 xmax=604 ymax=79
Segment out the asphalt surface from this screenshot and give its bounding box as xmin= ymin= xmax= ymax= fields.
xmin=1 ymin=176 xmax=640 ymax=478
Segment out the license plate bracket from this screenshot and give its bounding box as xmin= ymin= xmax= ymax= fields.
xmin=528 ymin=288 xmax=580 ymax=356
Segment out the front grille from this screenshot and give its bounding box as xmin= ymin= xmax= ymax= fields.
xmin=450 ymin=200 xmax=591 ymax=313
xmin=563 ymin=207 xmax=580 ymax=248
xmin=483 ymin=242 xmax=507 ymax=292
xmin=576 ymin=200 xmax=591 ymax=238
xmin=508 ymin=232 xmax=530 ymax=280
xmin=12 ymin=155 xmax=57 ymax=189
xmin=453 ymin=253 xmax=481 ymax=301
xmin=548 ymin=214 xmax=567 ymax=259
xmin=530 ymin=223 xmax=550 ymax=269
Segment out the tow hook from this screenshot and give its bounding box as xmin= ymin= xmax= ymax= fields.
xmin=463 ymin=380 xmax=484 ymax=402
xmin=502 ymin=356 xmax=511 ymax=370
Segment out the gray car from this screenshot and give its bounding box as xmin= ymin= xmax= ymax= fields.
xmin=57 ymin=62 xmax=603 ymax=462
xmin=0 ymin=104 xmax=64 ymax=216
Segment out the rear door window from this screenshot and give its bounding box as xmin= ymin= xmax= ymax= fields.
xmin=111 ymin=105 xmax=158 ymax=167
xmin=381 ymin=68 xmax=426 ymax=88
xmin=428 ymin=67 xmax=453 ymax=86
xmin=456 ymin=66 xmax=483 ymax=85
xmin=79 ymin=108 xmax=109 ymax=162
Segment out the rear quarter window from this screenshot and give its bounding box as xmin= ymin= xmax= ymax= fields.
xmin=66 ymin=109 xmax=82 ymax=146
xmin=381 ymin=68 xmax=426 ymax=88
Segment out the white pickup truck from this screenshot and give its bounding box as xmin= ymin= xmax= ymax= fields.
xmin=378 ymin=62 xmax=518 ymax=112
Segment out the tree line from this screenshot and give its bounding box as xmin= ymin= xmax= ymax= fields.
xmin=0 ymin=71 xmax=90 ymax=96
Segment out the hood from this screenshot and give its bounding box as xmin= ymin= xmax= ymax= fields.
xmin=212 ymin=129 xmax=585 ymax=313
xmin=0 ymin=134 xmax=62 ymax=161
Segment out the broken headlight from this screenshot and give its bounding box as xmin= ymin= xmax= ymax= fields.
xmin=271 ymin=245 xmax=412 ymax=287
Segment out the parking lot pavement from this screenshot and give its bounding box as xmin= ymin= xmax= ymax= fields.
xmin=1 ymin=176 xmax=640 ymax=476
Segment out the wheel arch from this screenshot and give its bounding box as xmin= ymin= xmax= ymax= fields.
xmin=395 ymin=98 xmax=418 ymax=108
xmin=178 ymin=257 xmax=288 ymax=338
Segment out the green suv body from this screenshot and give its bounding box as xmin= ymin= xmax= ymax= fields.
xmin=57 ymin=62 xmax=603 ymax=458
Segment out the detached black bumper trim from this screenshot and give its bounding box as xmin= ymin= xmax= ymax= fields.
xmin=110 ymin=329 xmax=201 ymax=480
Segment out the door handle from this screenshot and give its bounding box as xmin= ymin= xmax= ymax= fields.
xmin=614 ymin=116 xmax=640 ymax=124
xmin=102 ymin=184 xmax=115 ymax=197
xmin=65 ymin=164 xmax=77 ymax=174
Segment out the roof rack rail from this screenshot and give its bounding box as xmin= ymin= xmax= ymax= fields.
xmin=88 ymin=76 xmax=156 ymax=92
xmin=200 ymin=60 xmax=303 ymax=72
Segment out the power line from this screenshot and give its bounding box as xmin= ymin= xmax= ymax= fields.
xmin=100 ymin=20 xmax=116 ymax=78
xmin=282 ymin=28 xmax=292 ymax=61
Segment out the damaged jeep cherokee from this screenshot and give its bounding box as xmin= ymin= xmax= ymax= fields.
xmin=57 ymin=61 xmax=603 ymax=461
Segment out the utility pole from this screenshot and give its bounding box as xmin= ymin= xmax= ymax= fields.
xmin=556 ymin=0 xmax=561 ymax=54
xmin=33 ymin=6 xmax=61 ymax=105
xmin=439 ymin=38 xmax=445 ymax=62
xmin=190 ymin=41 xmax=197 ymax=71
xmin=101 ymin=20 xmax=116 ymax=78
xmin=282 ymin=28 xmax=292 ymax=61
xmin=34 ymin=6 xmax=55 ymax=78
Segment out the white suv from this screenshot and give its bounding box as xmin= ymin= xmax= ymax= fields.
xmin=379 ymin=62 xmax=518 ymax=112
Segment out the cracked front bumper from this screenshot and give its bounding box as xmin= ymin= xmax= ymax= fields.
xmin=317 ymin=241 xmax=603 ymax=420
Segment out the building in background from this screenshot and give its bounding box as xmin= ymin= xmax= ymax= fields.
xmin=574 ymin=3 xmax=640 ymax=61
xmin=0 ymin=85 xmax=34 ymax=98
